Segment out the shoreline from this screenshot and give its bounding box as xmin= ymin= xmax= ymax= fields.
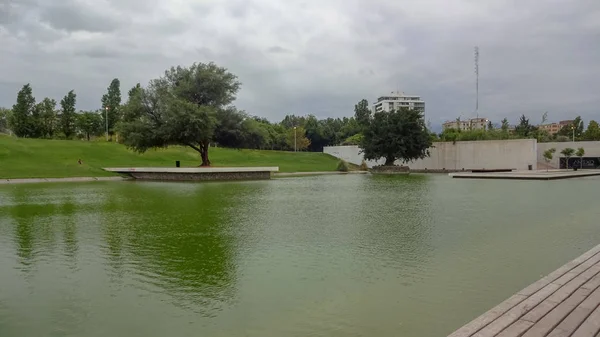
xmin=0 ymin=171 xmax=370 ymax=184
xmin=0 ymin=177 xmax=127 ymax=185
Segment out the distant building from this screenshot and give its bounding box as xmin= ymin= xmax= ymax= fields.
xmin=442 ymin=117 xmax=489 ymax=131
xmin=372 ymin=91 xmax=425 ymax=113
xmin=539 ymin=120 xmax=574 ymax=135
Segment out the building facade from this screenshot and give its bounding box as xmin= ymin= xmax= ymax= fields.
xmin=442 ymin=117 xmax=489 ymax=131
xmin=539 ymin=120 xmax=574 ymax=135
xmin=372 ymin=92 xmax=425 ymax=113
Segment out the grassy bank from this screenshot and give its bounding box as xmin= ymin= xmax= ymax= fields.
xmin=0 ymin=136 xmax=340 ymax=178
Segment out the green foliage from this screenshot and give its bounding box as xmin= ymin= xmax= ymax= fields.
xmin=354 ymin=99 xmax=371 ymax=130
xmin=10 ymin=84 xmax=36 ymax=137
xmin=560 ymin=147 xmax=575 ymax=158
xmin=359 ymin=160 xmax=368 ymax=171
xmin=120 ymin=62 xmax=240 ymax=166
xmin=515 ymin=114 xmax=536 ymax=138
xmin=543 ymin=148 xmax=556 ymax=162
xmin=361 ymin=107 xmax=432 ymax=166
xmin=501 ymin=118 xmax=509 ymax=132
xmin=576 ymin=147 xmax=585 ymax=158
xmin=286 ymin=126 xmax=311 ymax=151
xmin=76 ymin=111 xmax=103 ymax=141
xmin=342 ymin=133 xmax=363 ymax=145
xmin=37 ymin=98 xmax=57 ymax=138
xmin=336 ymin=159 xmax=349 ymax=172
xmin=0 ymin=108 xmax=11 ymax=133
xmin=101 ymin=78 xmax=122 ymax=137
xmin=543 ymin=147 xmax=556 ymax=171
xmin=584 ymin=120 xmax=600 ymax=141
xmin=557 ymin=116 xmax=584 ymax=139
xmin=60 ymin=90 xmax=77 ymax=139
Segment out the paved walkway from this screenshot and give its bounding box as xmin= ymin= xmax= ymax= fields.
xmin=450 ymin=170 xmax=600 ymax=180
xmin=0 ymin=177 xmax=126 ymax=184
xmin=448 ymin=244 xmax=600 ymax=337
xmin=273 ymin=171 xmax=368 ymax=177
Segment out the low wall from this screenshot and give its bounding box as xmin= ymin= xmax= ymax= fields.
xmin=324 ymin=139 xmax=538 ymax=171
xmin=103 ymin=167 xmax=278 ymax=181
xmin=537 ymin=141 xmax=600 ymax=169
xmin=128 ymin=171 xmax=272 ymax=181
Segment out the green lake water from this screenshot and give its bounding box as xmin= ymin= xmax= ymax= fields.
xmin=1 ymin=174 xmax=600 ymax=337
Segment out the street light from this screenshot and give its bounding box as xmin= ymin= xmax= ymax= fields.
xmin=294 ymin=126 xmax=297 ymax=152
xmin=571 ymin=125 xmax=575 ymax=142
xmin=105 ymin=106 xmax=109 ymax=141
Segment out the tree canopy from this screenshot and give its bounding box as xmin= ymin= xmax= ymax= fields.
xmin=119 ymin=62 xmax=241 ymax=166
xmin=60 ymin=90 xmax=77 ymax=139
xmin=360 ymin=107 xmax=432 ymax=166
xmin=101 ymin=78 xmax=122 ymax=138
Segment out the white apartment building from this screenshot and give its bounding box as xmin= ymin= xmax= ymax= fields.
xmin=442 ymin=117 xmax=489 ymax=131
xmin=372 ymin=91 xmax=425 ymax=113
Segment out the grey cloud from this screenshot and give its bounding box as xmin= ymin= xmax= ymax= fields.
xmin=1 ymin=0 xmax=600 ymax=126
xmin=266 ymin=46 xmax=291 ymax=54
xmin=38 ymin=2 xmax=123 ymax=33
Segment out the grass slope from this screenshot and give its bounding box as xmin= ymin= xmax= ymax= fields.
xmin=0 ymin=136 xmax=340 ymax=178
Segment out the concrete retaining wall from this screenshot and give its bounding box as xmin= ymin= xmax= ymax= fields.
xmin=324 ymin=139 xmax=538 ymax=171
xmin=537 ymin=141 xmax=600 ymax=169
xmin=127 ymin=171 xmax=272 ymax=181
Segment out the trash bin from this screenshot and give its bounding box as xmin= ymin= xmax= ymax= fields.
xmin=176 ymin=161 xmax=180 ymax=168
xmin=528 ymin=164 xmax=532 ymax=170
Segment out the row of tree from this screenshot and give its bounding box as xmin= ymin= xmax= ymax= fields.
xmin=440 ymin=114 xmax=600 ymax=143
xmin=1 ymin=80 xmax=364 ymax=152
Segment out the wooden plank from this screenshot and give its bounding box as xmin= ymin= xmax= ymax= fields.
xmin=446 ymin=245 xmax=600 ymax=337
xmin=522 ymin=289 xmax=591 ymax=337
xmin=551 ymin=258 xmax=600 ymax=287
xmin=546 ymin=307 xmax=594 ymax=337
xmin=519 ymin=248 xmax=600 ymax=297
xmin=546 ymin=267 xmax=600 ymax=303
xmin=548 ymin=307 xmax=592 ymax=337
xmin=523 ymin=288 xmax=590 ymax=324
xmin=448 ymin=295 xmax=528 ymax=337
xmin=580 ymin=286 xmax=600 ymax=311
xmin=571 ymin=304 xmax=600 ymax=337
xmin=472 ymin=284 xmax=560 ymax=337
xmin=495 ymin=320 xmax=534 ymax=337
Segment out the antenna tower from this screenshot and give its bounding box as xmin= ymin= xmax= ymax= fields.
xmin=474 ymin=46 xmax=479 ymax=118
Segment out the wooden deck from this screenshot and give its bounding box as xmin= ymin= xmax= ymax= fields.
xmin=448 ymin=244 xmax=600 ymax=337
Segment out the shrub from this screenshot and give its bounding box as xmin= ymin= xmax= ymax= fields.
xmin=336 ymin=159 xmax=349 ymax=172
xmin=359 ymin=160 xmax=369 ymax=171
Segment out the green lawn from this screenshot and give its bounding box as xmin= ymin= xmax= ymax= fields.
xmin=0 ymin=135 xmax=340 ymax=178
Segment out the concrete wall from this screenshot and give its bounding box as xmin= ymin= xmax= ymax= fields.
xmin=537 ymin=141 xmax=600 ymax=168
xmin=324 ymin=139 xmax=538 ymax=171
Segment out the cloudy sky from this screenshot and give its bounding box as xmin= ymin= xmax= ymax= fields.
xmin=1 ymin=0 xmax=599 ymax=128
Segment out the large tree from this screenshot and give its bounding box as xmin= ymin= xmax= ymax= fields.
xmin=354 ymin=99 xmax=371 ymax=130
xmin=76 ymin=111 xmax=103 ymax=141
xmin=361 ymin=107 xmax=432 ymax=165
xmin=60 ymin=90 xmax=77 ymax=138
xmin=10 ymin=84 xmax=36 ymax=137
xmin=584 ymin=120 xmax=600 ymax=141
xmin=37 ymin=98 xmax=57 ymax=138
xmin=515 ymin=114 xmax=536 ymax=138
xmin=120 ymin=62 xmax=241 ymax=166
xmin=101 ymin=78 xmax=122 ymax=139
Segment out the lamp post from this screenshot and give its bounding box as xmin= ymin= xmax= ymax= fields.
xmin=294 ymin=126 xmax=297 ymax=152
xmin=105 ymin=106 xmax=109 ymax=141
xmin=572 ymin=125 xmax=575 ymax=142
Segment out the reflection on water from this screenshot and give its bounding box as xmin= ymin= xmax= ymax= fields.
xmin=1 ymin=176 xmax=600 ymax=337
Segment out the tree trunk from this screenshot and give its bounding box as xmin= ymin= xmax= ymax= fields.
xmin=384 ymin=156 xmax=395 ymax=166
xmin=200 ymin=142 xmax=211 ymax=167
